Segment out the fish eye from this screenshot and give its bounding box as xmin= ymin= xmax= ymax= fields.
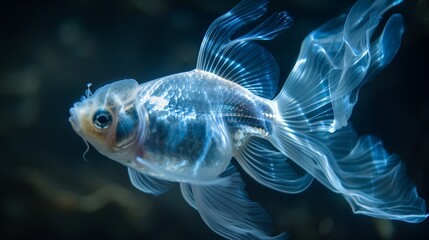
xmin=93 ymin=109 xmax=112 ymax=130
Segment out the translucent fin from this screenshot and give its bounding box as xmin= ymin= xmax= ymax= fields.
xmin=365 ymin=13 xmax=404 ymax=82
xmin=180 ymin=165 xmax=286 ymax=239
xmin=275 ymin=0 xmax=405 ymax=132
xmin=270 ymin=0 xmax=428 ymax=222
xmin=235 ymin=137 xmax=313 ymax=194
xmin=127 ymin=168 xmax=172 ymax=195
xmin=180 ymin=182 xmax=196 ymax=209
xmin=337 ymin=136 xmax=428 ymax=221
xmin=270 ymin=124 xmax=429 ymax=223
xmin=196 ymin=0 xmax=292 ymax=99
xmin=310 ymin=124 xmax=358 ymax=159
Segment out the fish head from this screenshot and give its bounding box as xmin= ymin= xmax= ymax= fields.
xmin=69 ymin=79 xmax=144 ymax=162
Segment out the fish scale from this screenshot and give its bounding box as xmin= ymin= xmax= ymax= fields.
xmin=140 ymin=70 xmax=275 ymax=136
xmin=136 ymin=69 xmax=275 ymax=180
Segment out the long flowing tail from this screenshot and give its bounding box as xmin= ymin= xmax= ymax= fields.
xmin=270 ymin=0 xmax=428 ymax=223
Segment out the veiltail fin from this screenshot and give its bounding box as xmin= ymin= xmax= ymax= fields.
xmin=270 ymin=0 xmax=428 ymax=223
xmin=276 ymin=0 xmax=404 ymax=133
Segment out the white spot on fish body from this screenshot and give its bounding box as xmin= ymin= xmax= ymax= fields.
xmin=149 ymin=96 xmax=169 ymax=110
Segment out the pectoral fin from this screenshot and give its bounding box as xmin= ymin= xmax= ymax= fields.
xmin=127 ymin=167 xmax=172 ymax=195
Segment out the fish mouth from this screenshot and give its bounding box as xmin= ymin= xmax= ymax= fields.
xmin=69 ymin=106 xmax=81 ymax=133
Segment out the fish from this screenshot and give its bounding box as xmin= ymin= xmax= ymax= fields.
xmin=69 ymin=0 xmax=428 ymax=239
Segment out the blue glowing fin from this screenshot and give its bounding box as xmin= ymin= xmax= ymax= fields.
xmin=196 ymin=0 xmax=292 ymax=99
xmin=235 ymin=137 xmax=313 ymax=194
xmin=270 ymin=0 xmax=428 ymax=223
xmin=127 ymin=168 xmax=172 ymax=195
xmin=308 ymin=124 xmax=424 ymax=215
xmin=365 ymin=13 xmax=404 ymax=82
xmin=180 ymin=165 xmax=286 ymax=239
xmin=275 ymin=0 xmax=405 ymax=132
xmin=271 ymin=125 xmax=428 ymax=222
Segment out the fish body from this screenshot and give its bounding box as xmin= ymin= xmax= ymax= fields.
xmin=69 ymin=0 xmax=428 ymax=239
xmin=138 ymin=70 xmax=276 ymax=181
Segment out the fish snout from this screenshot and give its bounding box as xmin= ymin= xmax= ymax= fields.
xmin=69 ymin=107 xmax=81 ymax=133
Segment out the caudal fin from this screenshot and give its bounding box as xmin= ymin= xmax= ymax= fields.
xmin=270 ymin=0 xmax=428 ymax=222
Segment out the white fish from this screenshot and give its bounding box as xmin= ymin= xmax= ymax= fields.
xmin=69 ymin=0 xmax=428 ymax=239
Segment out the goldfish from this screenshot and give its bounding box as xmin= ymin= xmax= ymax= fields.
xmin=69 ymin=0 xmax=428 ymax=239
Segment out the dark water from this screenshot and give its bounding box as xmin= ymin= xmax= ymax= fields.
xmin=1 ymin=0 xmax=428 ymax=239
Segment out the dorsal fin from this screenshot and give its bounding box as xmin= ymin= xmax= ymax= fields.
xmin=196 ymin=0 xmax=292 ymax=99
